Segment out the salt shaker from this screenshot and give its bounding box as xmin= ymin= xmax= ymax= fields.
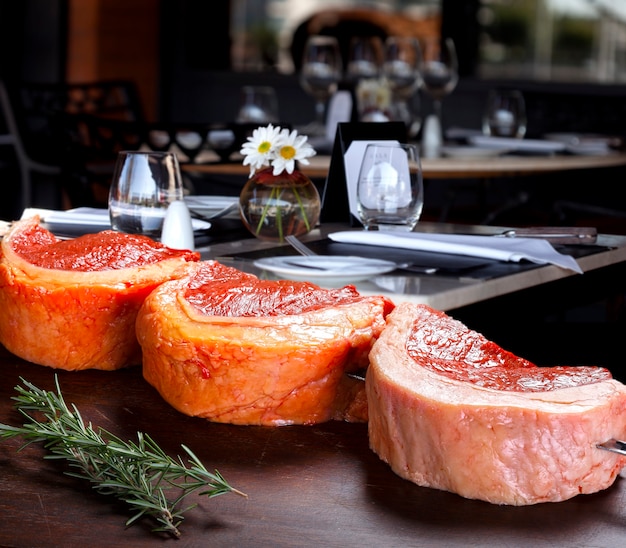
xmin=160 ymin=200 xmax=195 ymax=250
xmin=422 ymin=114 xmax=442 ymax=158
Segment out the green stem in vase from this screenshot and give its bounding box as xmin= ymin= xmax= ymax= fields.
xmin=276 ymin=187 xmax=284 ymax=241
xmin=292 ymin=186 xmax=311 ymax=232
xmin=253 ymin=179 xmax=311 ymax=240
xmin=255 ymin=184 xmax=284 ymax=237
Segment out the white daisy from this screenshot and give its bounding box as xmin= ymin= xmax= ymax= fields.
xmin=270 ymin=128 xmax=317 ymax=175
xmin=240 ymin=123 xmax=282 ymax=176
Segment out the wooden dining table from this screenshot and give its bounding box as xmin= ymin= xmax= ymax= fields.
xmin=2 ymin=220 xmax=626 ymax=547
xmin=2 ymin=350 xmax=626 ymax=548
xmin=182 ymin=150 xmax=626 ymax=180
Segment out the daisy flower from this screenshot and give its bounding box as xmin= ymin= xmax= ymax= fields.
xmin=240 ymin=123 xmax=282 ymax=176
xmin=270 ymin=128 xmax=317 ymax=176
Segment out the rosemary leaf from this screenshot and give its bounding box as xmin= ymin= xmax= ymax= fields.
xmin=0 ymin=376 xmax=246 ymax=538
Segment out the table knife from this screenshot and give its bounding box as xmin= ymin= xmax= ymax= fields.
xmin=496 ymin=226 xmax=597 ymax=244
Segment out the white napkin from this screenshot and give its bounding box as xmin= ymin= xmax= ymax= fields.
xmin=23 ymin=207 xmax=211 ymax=231
xmin=328 ymin=230 xmax=583 ymax=274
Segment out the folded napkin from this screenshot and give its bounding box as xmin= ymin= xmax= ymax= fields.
xmin=23 ymin=207 xmax=211 ymax=231
xmin=36 ymin=208 xmax=112 ymax=229
xmin=328 ymin=231 xmax=583 ymax=274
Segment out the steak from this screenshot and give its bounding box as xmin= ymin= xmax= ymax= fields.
xmin=367 ymin=303 xmax=626 ymax=505
xmin=137 ymin=260 xmax=394 ymax=426
xmin=0 ymin=217 xmax=199 ymax=370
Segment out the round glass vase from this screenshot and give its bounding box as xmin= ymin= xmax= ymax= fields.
xmin=239 ymin=167 xmax=321 ymax=241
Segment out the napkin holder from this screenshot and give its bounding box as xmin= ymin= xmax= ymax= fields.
xmin=320 ymin=121 xmax=407 ymax=224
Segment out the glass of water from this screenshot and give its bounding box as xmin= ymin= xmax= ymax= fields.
xmin=356 ymin=143 xmax=424 ymax=231
xmin=483 ymin=89 xmax=527 ymax=139
xmin=108 ymin=151 xmax=184 ymax=237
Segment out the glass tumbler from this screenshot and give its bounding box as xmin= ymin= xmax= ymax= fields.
xmin=483 ymin=89 xmax=527 ymax=138
xmin=356 ymin=143 xmax=424 ymax=231
xmin=236 ymin=85 xmax=279 ymax=124
xmin=108 ymin=151 xmax=184 ymax=237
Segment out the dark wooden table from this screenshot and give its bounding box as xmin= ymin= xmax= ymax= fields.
xmin=1 ymin=346 xmax=626 ymax=547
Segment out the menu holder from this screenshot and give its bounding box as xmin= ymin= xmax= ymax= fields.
xmin=320 ymin=121 xmax=407 ymax=223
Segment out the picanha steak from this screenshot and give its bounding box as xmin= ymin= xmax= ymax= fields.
xmin=0 ymin=217 xmax=199 ymax=370
xmin=367 ymin=302 xmax=626 ymax=505
xmin=136 ymin=260 xmax=394 ymax=426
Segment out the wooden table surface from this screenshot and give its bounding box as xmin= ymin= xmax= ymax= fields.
xmin=2 ymin=348 xmax=626 ymax=548
xmin=182 ymin=151 xmax=626 ymax=180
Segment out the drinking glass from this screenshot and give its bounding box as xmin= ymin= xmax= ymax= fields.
xmin=108 ymin=151 xmax=184 ymax=237
xmin=356 ymin=143 xmax=424 ymax=231
xmin=482 ymin=89 xmax=527 ymax=138
xmin=236 ymin=85 xmax=279 ymax=124
xmin=421 ymin=37 xmax=458 ymax=130
xmin=300 ymin=35 xmax=342 ymax=136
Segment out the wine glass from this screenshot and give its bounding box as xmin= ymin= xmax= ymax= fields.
xmin=383 ymin=36 xmax=423 ymax=136
xmin=421 ymin=37 xmax=459 ymax=133
xmin=346 ymin=36 xmax=382 ymax=84
xmin=108 ymin=151 xmax=184 ymax=237
xmin=299 ymin=35 xmax=342 ymax=137
xmin=356 ymin=142 xmax=424 ymax=232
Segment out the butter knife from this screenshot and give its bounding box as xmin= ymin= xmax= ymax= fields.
xmin=496 ymin=226 xmax=597 ymax=245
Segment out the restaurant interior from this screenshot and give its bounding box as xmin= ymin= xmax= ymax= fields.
xmin=1 ymin=0 xmax=626 ymax=375
xmin=4 ymin=3 xmax=626 ymax=544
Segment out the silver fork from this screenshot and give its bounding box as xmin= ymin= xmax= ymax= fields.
xmin=285 ymin=235 xmax=317 ymax=256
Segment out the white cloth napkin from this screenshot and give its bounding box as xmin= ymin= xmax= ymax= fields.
xmin=22 ymin=207 xmax=211 ymax=231
xmin=328 ymin=230 xmax=583 ymax=274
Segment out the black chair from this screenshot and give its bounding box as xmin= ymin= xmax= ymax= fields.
xmin=0 ymin=79 xmax=144 ymax=211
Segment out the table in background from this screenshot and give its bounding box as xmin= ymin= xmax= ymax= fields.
xmin=183 ymin=151 xmax=626 ymax=180
xmin=183 ymin=153 xmax=626 ymax=226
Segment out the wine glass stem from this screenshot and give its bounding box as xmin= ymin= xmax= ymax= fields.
xmin=315 ymin=100 xmax=326 ymax=126
xmin=433 ymin=99 xmax=443 ymax=124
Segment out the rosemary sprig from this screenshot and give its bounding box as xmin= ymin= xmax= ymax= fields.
xmin=0 ymin=376 xmax=246 ymax=538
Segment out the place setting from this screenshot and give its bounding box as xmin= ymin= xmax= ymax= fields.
xmin=444 ymin=89 xmax=623 ymax=159
xmin=22 ymin=151 xmax=238 ymax=246
xmin=243 ymin=129 xmax=612 ymax=289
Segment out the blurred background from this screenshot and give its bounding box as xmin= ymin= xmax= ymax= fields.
xmin=1 ymin=0 xmax=626 ymax=229
xmin=1 ymin=0 xmax=626 ymax=374
xmin=2 ymin=0 xmax=625 ymax=126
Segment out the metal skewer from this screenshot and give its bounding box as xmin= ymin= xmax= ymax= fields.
xmin=597 ymin=439 xmax=626 ymax=456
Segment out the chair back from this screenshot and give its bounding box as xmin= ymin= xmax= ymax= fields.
xmin=0 ymin=79 xmax=145 ymax=210
xmin=9 ymin=80 xmax=144 ymax=163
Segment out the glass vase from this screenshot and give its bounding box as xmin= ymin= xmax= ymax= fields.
xmin=239 ymin=167 xmax=321 ymax=241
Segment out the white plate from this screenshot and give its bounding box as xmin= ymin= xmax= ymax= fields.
xmin=544 ymin=132 xmax=613 ymax=145
xmin=469 ymin=135 xmax=566 ymax=153
xmin=184 ymin=195 xmax=239 ymax=220
xmin=440 ymin=145 xmax=509 ymax=159
xmin=445 ymin=127 xmax=483 ymax=141
xmin=253 ymin=255 xmax=397 ymax=284
xmin=566 ymin=143 xmax=613 ymax=155
xmin=544 ymin=133 xmax=614 ymax=155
